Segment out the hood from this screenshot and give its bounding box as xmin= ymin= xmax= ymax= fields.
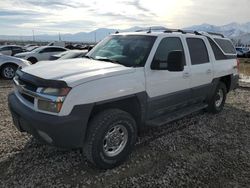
xmin=22 ymin=58 xmax=135 ymax=87
xmin=0 ymin=54 xmax=24 ymax=62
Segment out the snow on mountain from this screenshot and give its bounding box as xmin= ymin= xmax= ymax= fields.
xmin=184 ymin=22 xmax=250 ymax=38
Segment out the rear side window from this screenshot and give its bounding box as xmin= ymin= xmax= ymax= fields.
xmin=208 ymin=38 xmax=226 ymax=60
xmin=52 ymin=48 xmax=66 ymax=52
xmin=186 ymin=38 xmax=209 ymax=65
xmin=214 ymin=39 xmax=236 ymax=54
xmin=41 ymin=47 xmax=66 ymax=53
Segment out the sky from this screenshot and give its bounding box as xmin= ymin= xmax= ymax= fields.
xmin=0 ymin=0 xmax=250 ymax=35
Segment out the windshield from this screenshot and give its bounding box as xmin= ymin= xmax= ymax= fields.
xmin=31 ymin=47 xmax=43 ymax=53
xmin=89 ymin=35 xmax=156 ymax=67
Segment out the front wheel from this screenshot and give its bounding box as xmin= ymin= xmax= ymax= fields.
xmin=83 ymin=109 xmax=137 ymax=169
xmin=1 ymin=64 xmax=17 ymax=79
xmin=207 ymin=82 xmax=227 ymax=113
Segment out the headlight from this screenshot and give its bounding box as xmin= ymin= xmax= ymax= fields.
xmin=40 ymin=87 xmax=71 ymax=96
xmin=37 ymin=100 xmax=63 ymax=113
xmin=37 ymin=87 xmax=71 ymax=113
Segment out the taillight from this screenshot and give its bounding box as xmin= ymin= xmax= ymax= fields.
xmin=236 ymin=59 xmax=240 ymax=70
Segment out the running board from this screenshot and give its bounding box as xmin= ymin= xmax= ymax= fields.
xmin=146 ymin=103 xmax=208 ymax=127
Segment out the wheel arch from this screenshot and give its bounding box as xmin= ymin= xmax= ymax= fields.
xmin=220 ymin=75 xmax=231 ymax=92
xmin=87 ymin=92 xmax=147 ymax=134
xmin=0 ymin=62 xmax=18 ymax=72
xmin=27 ymin=56 xmax=38 ymax=64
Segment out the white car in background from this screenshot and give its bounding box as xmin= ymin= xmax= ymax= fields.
xmin=0 ymin=54 xmax=31 ymax=79
xmin=15 ymin=46 xmax=68 ymax=64
xmin=0 ymin=45 xmax=25 ymax=56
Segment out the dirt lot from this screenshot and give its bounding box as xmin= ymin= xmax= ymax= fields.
xmin=0 ymin=80 xmax=250 ymax=187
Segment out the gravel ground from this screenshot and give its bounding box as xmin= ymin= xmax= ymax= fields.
xmin=0 ymin=80 xmax=250 ymax=187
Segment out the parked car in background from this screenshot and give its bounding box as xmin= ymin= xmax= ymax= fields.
xmin=15 ymin=46 xmax=68 ymax=64
xmin=50 ymin=50 xmax=88 ymax=60
xmin=0 ymin=45 xmax=26 ymax=56
xmin=0 ymin=54 xmax=31 ymax=79
xmin=236 ymin=47 xmax=250 ymax=58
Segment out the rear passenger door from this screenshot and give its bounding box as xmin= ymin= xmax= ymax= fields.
xmin=186 ymin=37 xmax=213 ymax=102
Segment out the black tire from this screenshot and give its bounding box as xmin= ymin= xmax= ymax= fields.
xmin=1 ymin=64 xmax=17 ymax=79
xmin=207 ymin=82 xmax=227 ymax=113
xmin=83 ymin=109 xmax=137 ymax=169
xmin=27 ymin=57 xmax=38 ymax=64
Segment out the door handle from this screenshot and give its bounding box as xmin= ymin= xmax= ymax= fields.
xmin=206 ymin=69 xmax=212 ymax=74
xmin=183 ymin=72 xmax=190 ymax=78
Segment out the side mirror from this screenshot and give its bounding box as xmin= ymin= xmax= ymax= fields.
xmin=167 ymin=50 xmax=184 ymax=72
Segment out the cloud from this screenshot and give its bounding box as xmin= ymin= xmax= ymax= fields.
xmin=124 ymin=0 xmax=150 ymax=12
xmin=24 ymin=0 xmax=85 ymax=9
xmin=0 ymin=0 xmax=250 ymax=35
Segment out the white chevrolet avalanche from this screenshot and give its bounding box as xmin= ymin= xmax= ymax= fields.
xmin=8 ymin=29 xmax=239 ymax=169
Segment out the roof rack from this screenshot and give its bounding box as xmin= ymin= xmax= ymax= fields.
xmin=135 ymin=27 xmax=224 ymax=38
xmin=136 ymin=27 xmax=168 ymax=33
xmin=163 ymin=29 xmax=202 ymax=36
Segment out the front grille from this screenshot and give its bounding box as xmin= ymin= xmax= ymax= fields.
xmin=18 ymin=77 xmax=38 ymax=92
xmin=21 ymin=93 xmax=35 ymax=104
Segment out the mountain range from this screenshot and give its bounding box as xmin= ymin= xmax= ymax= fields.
xmin=0 ymin=22 xmax=250 ymax=44
xmin=185 ymin=22 xmax=250 ymax=45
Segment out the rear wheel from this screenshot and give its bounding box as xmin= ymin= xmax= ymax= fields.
xmin=1 ymin=64 xmax=17 ymax=79
xmin=207 ymin=82 xmax=227 ymax=113
xmin=83 ymin=109 xmax=137 ymax=169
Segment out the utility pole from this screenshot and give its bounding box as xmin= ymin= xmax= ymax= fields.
xmin=59 ymin=32 xmax=61 ymax=41
xmin=32 ymin=30 xmax=35 ymax=42
xmin=94 ymin=31 xmax=96 ymax=43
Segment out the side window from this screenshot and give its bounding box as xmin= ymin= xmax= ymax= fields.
xmin=40 ymin=48 xmax=53 ymax=53
xmin=186 ymin=38 xmax=209 ymax=65
xmin=1 ymin=46 xmax=12 ymax=51
xmin=208 ymin=38 xmax=226 ymax=60
xmin=214 ymin=38 xmax=236 ymax=54
xmin=151 ymin=37 xmax=186 ymax=69
xmin=53 ymin=48 xmax=66 ymax=52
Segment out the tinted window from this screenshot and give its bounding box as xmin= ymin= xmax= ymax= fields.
xmin=208 ymin=38 xmax=226 ymax=60
xmin=214 ymin=39 xmax=236 ymax=54
xmin=151 ymin=37 xmax=185 ymax=68
xmin=12 ymin=46 xmax=22 ymax=50
xmin=186 ymin=38 xmax=209 ymax=65
xmin=41 ymin=47 xmax=66 ymax=53
xmin=52 ymin=47 xmax=67 ymax=52
xmin=1 ymin=46 xmax=12 ymax=51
